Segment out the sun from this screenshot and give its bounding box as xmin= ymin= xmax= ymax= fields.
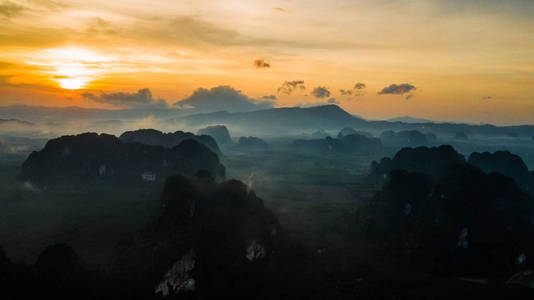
xmin=58 ymin=78 xmax=86 ymax=90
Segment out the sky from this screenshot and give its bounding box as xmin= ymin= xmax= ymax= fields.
xmin=0 ymin=0 xmax=533 ymax=125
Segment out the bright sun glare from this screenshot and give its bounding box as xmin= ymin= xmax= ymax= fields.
xmin=28 ymin=47 xmax=115 ymax=90
xmin=58 ymin=78 xmax=86 ymax=89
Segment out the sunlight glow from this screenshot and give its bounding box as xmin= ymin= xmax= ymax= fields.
xmin=27 ymin=47 xmax=116 ymax=90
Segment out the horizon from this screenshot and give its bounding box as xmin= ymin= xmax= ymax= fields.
xmin=1 ymin=102 xmax=533 ymax=127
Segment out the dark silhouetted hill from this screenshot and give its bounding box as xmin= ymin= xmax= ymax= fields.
xmin=353 ymin=162 xmax=534 ymax=279
xmin=113 ymin=172 xmax=307 ymax=299
xmin=120 ymin=128 xmax=221 ymax=154
xmin=371 ymin=145 xmax=466 ymax=180
xmin=21 ymin=132 xmax=225 ymax=186
xmin=469 ymin=151 xmax=533 ymax=194
xmin=197 ymin=125 xmax=232 ymax=145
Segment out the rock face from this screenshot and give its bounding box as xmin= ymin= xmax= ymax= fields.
xmin=355 ymin=163 xmax=534 ymax=278
xmin=21 ymin=132 xmax=225 ymax=186
xmin=120 ymin=129 xmax=221 ymax=154
xmin=197 ymin=125 xmax=232 ymax=145
xmin=370 ymin=145 xmax=466 ymax=180
xmin=115 ymin=172 xmax=304 ymax=299
xmin=237 ymin=136 xmax=269 ymax=151
xmin=292 ymin=134 xmax=382 ymax=155
xmin=380 ymin=130 xmax=428 ymax=147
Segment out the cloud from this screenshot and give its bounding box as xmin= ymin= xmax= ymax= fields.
xmin=312 ymin=86 xmax=331 ymax=98
xmin=0 ymin=1 xmax=25 ymax=18
xmin=254 ymin=59 xmax=270 ymax=68
xmin=174 ymin=85 xmax=275 ymax=113
xmin=339 ymin=82 xmax=367 ymax=97
xmin=81 ymin=88 xmax=169 ymax=109
xmin=278 ymin=80 xmax=305 ymax=95
xmin=339 ymin=89 xmax=351 ymax=96
xmin=273 ymin=7 xmax=286 ymax=12
xmin=405 ymin=94 xmax=414 ymax=100
xmin=354 ymin=82 xmax=366 ymax=90
xmin=262 ymin=95 xmax=277 ymax=100
xmin=378 ymin=83 xmax=416 ymax=95
xmin=481 ymin=95 xmax=493 ymax=100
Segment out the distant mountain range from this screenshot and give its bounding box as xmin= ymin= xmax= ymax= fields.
xmin=2 ymin=104 xmax=534 ymax=138
xmin=180 ymin=105 xmax=534 ymax=137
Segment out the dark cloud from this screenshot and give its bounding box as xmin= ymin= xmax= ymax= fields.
xmin=378 ymin=83 xmax=416 ymax=95
xmin=262 ymin=95 xmax=277 ymax=100
xmin=312 ymin=87 xmax=331 ymax=99
xmin=0 ymin=1 xmax=25 ymax=18
xmin=174 ymin=85 xmax=275 ymax=113
xmin=254 ymin=59 xmax=270 ymax=68
xmin=354 ymin=82 xmax=366 ymax=90
xmin=278 ymin=80 xmax=305 ymax=95
xmin=81 ymin=88 xmax=169 ymax=108
xmin=339 ymin=82 xmax=367 ymax=97
xmin=405 ymin=94 xmax=414 ymax=100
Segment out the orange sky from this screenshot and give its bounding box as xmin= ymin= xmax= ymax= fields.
xmin=1 ymin=0 xmax=533 ymax=125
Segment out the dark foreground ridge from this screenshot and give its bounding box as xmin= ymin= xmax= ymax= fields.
xmin=357 ymin=145 xmax=534 ymax=284
xmin=3 ymin=169 xmax=534 ymax=299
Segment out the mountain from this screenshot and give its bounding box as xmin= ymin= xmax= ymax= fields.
xmin=370 ymin=145 xmax=466 ymax=180
xmin=197 ymin=125 xmax=232 ymax=145
xmin=21 ymin=132 xmax=225 ymax=186
xmin=469 ymin=151 xmax=533 ymax=194
xmin=355 ymin=164 xmax=534 ymax=278
xmin=181 ymin=105 xmax=367 ymax=131
xmin=119 ymin=129 xmax=221 ymax=154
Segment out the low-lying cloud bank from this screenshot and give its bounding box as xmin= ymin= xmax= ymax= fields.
xmin=174 ymin=85 xmax=275 ymax=113
xmin=81 ymin=88 xmax=169 ymax=109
